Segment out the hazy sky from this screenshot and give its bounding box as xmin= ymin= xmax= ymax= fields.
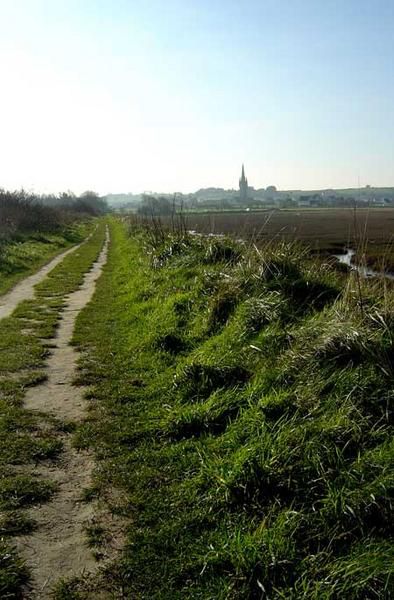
xmin=0 ymin=0 xmax=393 ymax=194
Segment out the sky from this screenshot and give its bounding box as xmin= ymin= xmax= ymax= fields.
xmin=0 ymin=0 xmax=393 ymax=195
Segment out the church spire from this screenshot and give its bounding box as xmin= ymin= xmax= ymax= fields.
xmin=239 ymin=164 xmax=248 ymax=202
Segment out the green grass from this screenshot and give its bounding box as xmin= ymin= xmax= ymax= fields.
xmin=0 ymin=222 xmax=107 ymax=597
xmin=0 ymin=541 xmax=29 ymax=598
xmin=0 ymin=222 xmax=90 ymax=296
xmin=68 ymin=220 xmax=393 ymax=598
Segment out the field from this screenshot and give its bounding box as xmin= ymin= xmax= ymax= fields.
xmin=178 ymin=208 xmax=394 ymax=266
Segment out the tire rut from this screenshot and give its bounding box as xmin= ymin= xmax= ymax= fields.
xmin=0 ymin=243 xmax=88 ymax=322
xmin=14 ymin=227 xmax=110 ymax=598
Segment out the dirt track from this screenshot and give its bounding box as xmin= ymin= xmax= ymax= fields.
xmin=14 ymin=228 xmax=110 ymax=597
xmin=0 ymin=241 xmax=86 ymax=322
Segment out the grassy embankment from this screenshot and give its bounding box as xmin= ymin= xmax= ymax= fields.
xmin=65 ymin=219 xmax=393 ymax=598
xmin=0 ymin=223 xmax=106 ymax=597
xmin=0 ymin=223 xmax=90 ymax=297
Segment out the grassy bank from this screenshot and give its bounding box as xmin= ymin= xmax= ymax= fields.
xmin=68 ymin=219 xmax=393 ymax=598
xmin=0 ymin=223 xmax=106 ymax=597
xmin=0 ymin=223 xmax=91 ymax=297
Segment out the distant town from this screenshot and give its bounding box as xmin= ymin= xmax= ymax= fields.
xmin=107 ymin=165 xmax=394 ymax=213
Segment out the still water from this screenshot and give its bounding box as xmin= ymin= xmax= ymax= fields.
xmin=334 ymin=249 xmax=394 ymax=280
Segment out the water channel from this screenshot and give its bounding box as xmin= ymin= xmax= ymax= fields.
xmin=334 ymin=249 xmax=394 ymax=280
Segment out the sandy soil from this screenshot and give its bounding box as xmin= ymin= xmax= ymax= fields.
xmin=14 ymin=228 xmax=110 ymax=598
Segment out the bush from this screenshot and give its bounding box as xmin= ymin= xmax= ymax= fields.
xmin=0 ymin=189 xmax=68 ymax=237
xmin=0 ymin=188 xmax=108 ymax=240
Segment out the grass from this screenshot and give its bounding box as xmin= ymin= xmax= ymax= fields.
xmin=66 ymin=219 xmax=394 ymax=598
xmin=0 ymin=222 xmax=107 ymax=597
xmin=0 ymin=222 xmax=90 ymax=296
xmin=0 ymin=541 xmax=29 ymax=599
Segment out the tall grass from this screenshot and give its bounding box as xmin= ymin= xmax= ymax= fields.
xmin=70 ymin=218 xmax=394 ymax=598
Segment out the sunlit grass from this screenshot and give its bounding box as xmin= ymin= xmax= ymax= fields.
xmin=68 ymin=219 xmax=394 ymax=598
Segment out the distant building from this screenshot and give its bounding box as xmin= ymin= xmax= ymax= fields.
xmin=239 ymin=164 xmax=249 ymax=202
xmin=298 ymin=198 xmax=312 ymax=207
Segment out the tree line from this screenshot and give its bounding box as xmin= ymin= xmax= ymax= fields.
xmin=0 ymin=189 xmax=108 ymax=239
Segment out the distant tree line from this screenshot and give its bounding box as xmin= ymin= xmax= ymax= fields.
xmin=0 ymin=189 xmax=109 ymax=239
xmin=41 ymin=190 xmax=109 ymax=215
xmin=137 ymin=194 xmax=176 ymax=216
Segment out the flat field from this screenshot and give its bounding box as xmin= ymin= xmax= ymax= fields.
xmin=182 ymin=208 xmax=394 ymax=252
xmin=169 ymin=208 xmax=394 ymax=270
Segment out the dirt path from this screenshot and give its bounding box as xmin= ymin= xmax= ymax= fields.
xmin=0 ymin=236 xmax=90 ymax=322
xmin=15 ymin=228 xmax=110 ymax=598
